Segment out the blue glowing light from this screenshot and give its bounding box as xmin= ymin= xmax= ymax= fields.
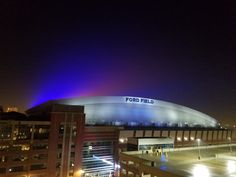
xmin=30 ymin=50 xmax=153 ymax=107
xmin=160 ymin=154 xmax=167 ymax=162
xmin=160 ymin=165 xmax=167 ymax=171
xmin=30 ymin=42 xmax=195 ymax=109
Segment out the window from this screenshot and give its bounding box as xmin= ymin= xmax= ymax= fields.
xmin=32 ymin=154 xmax=48 ymax=160
xmin=32 ymin=144 xmax=48 ymax=150
xmin=9 ymin=166 xmax=25 ymax=172
xmin=34 ymin=125 xmax=50 ymax=140
xmin=12 ymin=155 xmax=28 ymax=162
xmin=0 ymin=124 xmax=12 ymax=140
xmin=13 ymin=125 xmax=32 ymax=140
xmin=0 ymin=168 xmax=6 ymax=174
xmin=30 ymin=164 xmax=47 ymax=170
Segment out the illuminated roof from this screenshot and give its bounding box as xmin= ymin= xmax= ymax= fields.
xmin=50 ymin=96 xmax=218 ymax=127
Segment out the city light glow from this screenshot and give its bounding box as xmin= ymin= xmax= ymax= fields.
xmin=92 ymin=155 xmax=113 ymax=165
xmin=75 ymin=169 xmax=85 ymax=176
xmin=192 ymin=164 xmax=210 ymax=177
xmin=227 ymin=160 xmax=236 ymax=173
xmin=119 ymin=138 xmax=125 ymax=143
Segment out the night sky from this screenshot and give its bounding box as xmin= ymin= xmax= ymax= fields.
xmin=1 ymin=1 xmax=236 ymax=125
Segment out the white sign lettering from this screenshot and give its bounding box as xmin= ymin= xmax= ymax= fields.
xmin=125 ymin=97 xmax=154 ymax=104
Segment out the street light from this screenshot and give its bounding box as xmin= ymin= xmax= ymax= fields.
xmin=196 ymin=138 xmax=201 ymax=160
xmin=75 ymin=169 xmax=85 ymax=177
xmin=228 ymin=137 xmax=232 ymax=152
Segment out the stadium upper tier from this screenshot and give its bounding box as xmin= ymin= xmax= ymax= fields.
xmin=34 ymin=96 xmax=218 ymax=127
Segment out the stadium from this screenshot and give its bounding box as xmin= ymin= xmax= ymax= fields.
xmin=39 ymin=96 xmax=218 ymax=127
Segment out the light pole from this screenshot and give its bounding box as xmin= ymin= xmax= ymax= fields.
xmin=228 ymin=137 xmax=232 ymax=152
xmin=196 ymin=138 xmax=201 ymax=160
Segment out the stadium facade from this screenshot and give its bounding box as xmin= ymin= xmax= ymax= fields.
xmin=0 ymin=96 xmax=235 ymax=177
xmin=41 ymin=96 xmax=218 ymax=127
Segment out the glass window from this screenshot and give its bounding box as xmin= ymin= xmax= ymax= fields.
xmin=82 ymin=141 xmax=114 ymax=176
xmin=9 ymin=166 xmax=25 ymax=172
xmin=0 ymin=124 xmax=12 ymax=140
xmin=34 ymin=125 xmax=50 ymax=140
xmin=30 ymin=164 xmax=47 ymax=171
xmin=0 ymin=168 xmax=6 ymax=174
xmin=13 ymin=125 xmax=32 ymax=140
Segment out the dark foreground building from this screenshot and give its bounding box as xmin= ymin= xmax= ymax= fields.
xmin=0 ymin=96 xmax=235 ymax=177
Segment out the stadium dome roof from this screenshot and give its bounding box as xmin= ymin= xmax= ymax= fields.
xmin=48 ymin=96 xmax=218 ymax=127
